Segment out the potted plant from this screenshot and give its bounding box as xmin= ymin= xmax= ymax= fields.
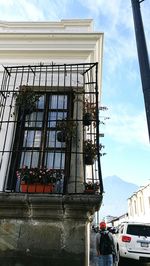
xmin=84 ymin=181 xmax=100 ymax=193
xmin=83 ymin=98 xmax=96 ymax=126
xmin=56 ymin=119 xmax=77 ymax=142
xmin=83 ymin=139 xmax=98 ymax=165
xmin=14 ymin=85 xmax=41 ymax=115
xmin=16 ymin=166 xmax=58 ymax=193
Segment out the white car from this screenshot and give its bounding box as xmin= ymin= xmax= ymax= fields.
xmin=115 ymin=222 xmax=150 ymax=263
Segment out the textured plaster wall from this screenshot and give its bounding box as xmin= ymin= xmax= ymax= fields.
xmin=0 ymin=193 xmax=102 ymax=266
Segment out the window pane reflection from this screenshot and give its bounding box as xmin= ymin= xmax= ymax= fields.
xmin=45 ymin=152 xmax=65 ymax=169
xmin=23 ymin=130 xmax=41 ymax=147
xmin=46 ymin=131 xmax=65 ymax=148
xmin=25 ymin=112 xmax=43 ymax=127
xmin=47 ymin=112 xmax=67 ymax=127
xmin=50 ymin=95 xmax=67 ymax=109
xmin=37 ymin=95 xmax=45 ymax=109
xmin=20 ymin=151 xmax=39 ymax=168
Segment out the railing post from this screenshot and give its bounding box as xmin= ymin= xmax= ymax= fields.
xmin=131 ymin=0 xmax=150 ymax=140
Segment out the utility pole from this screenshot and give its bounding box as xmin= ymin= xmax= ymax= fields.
xmin=131 ymin=0 xmax=150 ymax=140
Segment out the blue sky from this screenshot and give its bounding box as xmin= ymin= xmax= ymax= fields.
xmin=0 ymin=0 xmax=149 ymax=186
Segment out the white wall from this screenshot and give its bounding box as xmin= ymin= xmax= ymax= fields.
xmin=128 ymin=183 xmax=150 ymax=222
xmin=0 ymin=19 xmax=104 ymax=191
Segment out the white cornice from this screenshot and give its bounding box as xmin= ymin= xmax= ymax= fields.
xmin=0 ymin=19 xmax=93 ymax=26
xmin=0 ymin=19 xmax=94 ymax=33
xmin=0 ymin=33 xmax=103 ymax=39
xmin=0 ymin=20 xmax=104 ymax=93
xmin=0 ymin=32 xmax=103 ymax=57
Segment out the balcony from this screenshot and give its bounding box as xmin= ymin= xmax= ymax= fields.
xmin=0 ymin=62 xmax=103 ymax=195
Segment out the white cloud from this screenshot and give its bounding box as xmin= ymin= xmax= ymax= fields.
xmin=0 ymin=0 xmax=71 ymax=21
xmin=0 ymin=0 xmax=13 ymax=6
xmin=78 ymin=0 xmax=150 ymax=77
xmin=103 ymin=105 xmax=149 ymax=147
xmin=18 ymin=0 xmax=44 ymax=21
xmin=0 ymin=0 xmax=44 ymax=21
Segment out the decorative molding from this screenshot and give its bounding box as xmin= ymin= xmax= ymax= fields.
xmin=0 ymin=193 xmax=102 ymax=220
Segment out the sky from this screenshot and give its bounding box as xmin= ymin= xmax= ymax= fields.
xmin=0 ymin=0 xmax=149 ymax=187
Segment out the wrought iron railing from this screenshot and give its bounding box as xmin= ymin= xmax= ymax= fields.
xmin=0 ymin=63 xmax=103 ymax=195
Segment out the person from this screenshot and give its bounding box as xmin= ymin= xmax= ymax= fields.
xmin=96 ymin=221 xmax=118 ymax=266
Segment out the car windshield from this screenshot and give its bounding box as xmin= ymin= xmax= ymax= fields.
xmin=127 ymin=225 xmax=150 ymax=237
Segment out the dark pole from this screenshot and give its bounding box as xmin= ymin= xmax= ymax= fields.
xmin=131 ymin=0 xmax=150 ymax=140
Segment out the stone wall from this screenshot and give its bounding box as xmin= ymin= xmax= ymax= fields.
xmin=0 ymin=193 xmax=102 ymax=266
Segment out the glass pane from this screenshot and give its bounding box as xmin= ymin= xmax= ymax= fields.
xmin=25 ymin=112 xmax=43 ymax=127
xmin=45 ymin=152 xmax=65 ymax=169
xmin=46 ymin=131 xmax=66 ymax=148
xmin=50 ymin=95 xmax=68 ymax=109
xmin=20 ymin=151 xmax=39 ymax=168
xmin=127 ymin=225 xmax=150 ymax=236
xmin=23 ymin=130 xmax=41 ymax=147
xmin=37 ymin=95 xmax=45 ymax=109
xmin=47 ymin=112 xmax=67 ymax=128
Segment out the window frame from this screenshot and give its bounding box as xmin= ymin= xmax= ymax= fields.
xmin=7 ymin=92 xmax=73 ymax=191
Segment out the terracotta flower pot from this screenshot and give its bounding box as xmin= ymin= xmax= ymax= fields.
xmin=20 ymin=183 xmax=54 ymax=193
xmin=36 ymin=184 xmax=54 ymax=193
xmin=84 ymin=189 xmax=95 ymax=194
xmin=21 ymin=183 xmax=36 ymax=192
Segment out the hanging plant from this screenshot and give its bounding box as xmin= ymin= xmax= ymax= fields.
xmin=83 ymin=112 xmax=93 ymax=126
xmin=56 ymin=119 xmax=77 ymax=142
xmin=83 ymin=140 xmax=105 ymax=165
xmin=83 ymin=139 xmax=98 ymax=165
xmin=83 ymin=98 xmax=96 ymax=126
xmin=14 ymin=85 xmax=41 ymax=114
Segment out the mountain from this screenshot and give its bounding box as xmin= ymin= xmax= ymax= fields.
xmin=99 ymin=175 xmax=139 ymax=218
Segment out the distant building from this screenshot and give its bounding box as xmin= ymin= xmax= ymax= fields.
xmin=128 ymin=182 xmax=150 ymax=223
xmin=107 ymin=213 xmax=128 ymax=228
xmin=101 ymin=182 xmax=150 ymax=228
xmin=105 ymin=215 xmax=118 ymax=224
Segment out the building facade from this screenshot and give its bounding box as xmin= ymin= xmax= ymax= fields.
xmin=128 ymin=183 xmax=150 ymax=223
xmin=0 ymin=19 xmax=104 ymax=266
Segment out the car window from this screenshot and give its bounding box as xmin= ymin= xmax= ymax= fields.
xmin=127 ymin=225 xmax=150 ymax=237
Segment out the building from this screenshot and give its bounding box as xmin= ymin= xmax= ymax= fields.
xmin=110 ymin=213 xmax=128 ymax=228
xmin=0 ymin=20 xmax=104 ymax=265
xmin=128 ymin=182 xmax=150 ymax=223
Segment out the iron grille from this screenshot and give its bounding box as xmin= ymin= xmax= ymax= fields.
xmin=0 ymin=63 xmax=103 ymax=195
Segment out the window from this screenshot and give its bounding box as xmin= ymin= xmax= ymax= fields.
xmin=7 ymin=93 xmax=73 ymax=190
xmin=127 ymin=225 xmax=150 ymax=237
